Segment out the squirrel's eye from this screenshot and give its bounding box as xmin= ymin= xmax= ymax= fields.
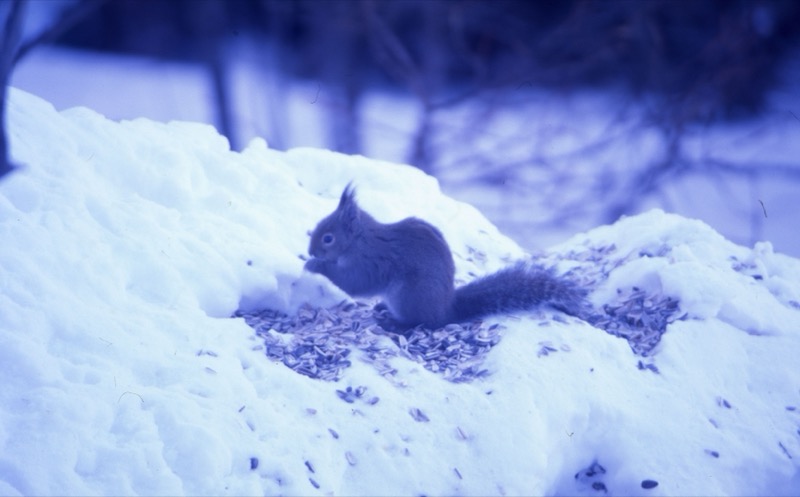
xmin=321 ymin=233 xmax=335 ymax=245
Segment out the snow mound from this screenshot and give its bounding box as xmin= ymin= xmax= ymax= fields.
xmin=1 ymin=88 xmax=799 ymax=496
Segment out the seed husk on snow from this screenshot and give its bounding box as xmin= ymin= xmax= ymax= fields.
xmin=234 ymin=300 xmax=503 ymax=383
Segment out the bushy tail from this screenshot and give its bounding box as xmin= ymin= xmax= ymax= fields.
xmin=448 ymin=262 xmax=588 ymax=323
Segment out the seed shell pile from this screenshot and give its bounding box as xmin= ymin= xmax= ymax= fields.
xmin=234 ymin=301 xmax=502 ymax=383
xmin=588 ymin=287 xmax=684 ymax=357
xmin=548 ymin=244 xmax=687 ymax=356
xmin=237 ymin=242 xmax=688 ymax=381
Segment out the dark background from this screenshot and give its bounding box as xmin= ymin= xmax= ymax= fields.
xmin=52 ymin=0 xmax=800 ymax=162
xmin=3 ymin=0 xmax=800 ymax=254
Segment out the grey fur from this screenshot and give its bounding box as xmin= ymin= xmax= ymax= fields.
xmin=305 ymin=184 xmax=585 ymax=329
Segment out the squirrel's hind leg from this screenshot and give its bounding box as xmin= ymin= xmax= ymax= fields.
xmin=385 ymin=281 xmax=451 ymax=330
xmin=373 ymin=301 xmax=412 ymax=334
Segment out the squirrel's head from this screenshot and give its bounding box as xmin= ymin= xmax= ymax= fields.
xmin=307 ymin=183 xmax=363 ymax=260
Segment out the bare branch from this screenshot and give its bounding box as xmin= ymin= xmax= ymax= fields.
xmin=703 ymin=157 xmax=800 ymax=178
xmin=360 ymin=0 xmax=422 ymax=96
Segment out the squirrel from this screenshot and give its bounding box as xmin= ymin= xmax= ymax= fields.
xmin=304 ymin=184 xmax=587 ymax=330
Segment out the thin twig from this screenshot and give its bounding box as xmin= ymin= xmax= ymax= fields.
xmin=117 ymin=391 xmax=144 ymax=405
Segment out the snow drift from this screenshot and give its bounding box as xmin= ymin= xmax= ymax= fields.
xmin=1 ymin=88 xmax=799 ymax=496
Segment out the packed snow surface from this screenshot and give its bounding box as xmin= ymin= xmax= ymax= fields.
xmin=1 ymin=88 xmax=799 ymax=496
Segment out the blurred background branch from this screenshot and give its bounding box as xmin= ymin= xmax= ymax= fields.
xmin=13 ymin=0 xmax=108 ymax=64
xmin=2 ymin=0 xmax=109 ymax=179
xmin=0 ymin=0 xmax=26 ymax=179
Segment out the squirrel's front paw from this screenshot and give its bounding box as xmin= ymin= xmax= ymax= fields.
xmin=373 ymin=302 xmax=392 ymax=321
xmin=304 ymin=257 xmax=323 ymax=273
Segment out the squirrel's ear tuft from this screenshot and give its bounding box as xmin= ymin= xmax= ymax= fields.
xmin=339 ymin=182 xmax=356 ymax=209
xmin=337 ymin=182 xmax=360 ymax=227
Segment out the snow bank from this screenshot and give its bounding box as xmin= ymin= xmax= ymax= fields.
xmin=1 ymin=88 xmax=798 ymax=496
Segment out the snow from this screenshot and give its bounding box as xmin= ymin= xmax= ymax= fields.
xmin=2 ymin=88 xmax=799 ymax=496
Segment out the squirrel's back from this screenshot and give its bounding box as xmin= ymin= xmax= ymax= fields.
xmin=371 ymin=216 xmax=456 ymax=327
